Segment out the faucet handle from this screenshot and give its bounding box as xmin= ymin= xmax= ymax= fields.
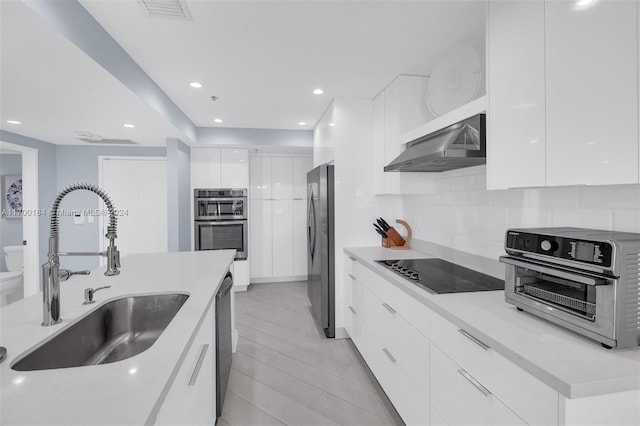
xmin=59 ymin=269 xmax=91 ymax=281
xmin=83 ymin=286 xmax=111 ymax=305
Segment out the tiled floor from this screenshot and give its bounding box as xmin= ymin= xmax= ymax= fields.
xmin=219 ymin=281 xmax=403 ymax=426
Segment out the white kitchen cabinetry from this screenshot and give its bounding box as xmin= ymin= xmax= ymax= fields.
xmin=192 ymin=148 xmax=221 ymax=188
xmin=249 ymin=156 xmax=272 ymax=199
xmin=344 ymin=253 xmax=562 ymax=426
xmin=292 ymin=157 xmax=309 ymax=199
xmin=487 ymin=0 xmax=639 ymax=189
xmin=344 ymin=255 xmax=430 ymax=425
xmin=373 ymin=75 xmax=434 ymax=195
xmin=272 ymin=199 xmax=294 ymax=277
xmin=220 ymin=149 xmax=249 ymax=188
xmin=249 ymin=155 xmax=312 ymax=282
xmin=271 ymin=157 xmax=293 ymax=200
xmin=192 ymin=148 xmax=249 ymax=189
xmin=430 ymin=344 xmax=526 ymax=426
xmin=545 ymin=0 xmax=638 ymax=186
xmin=249 ymin=199 xmax=273 ymax=279
xmin=155 ymin=302 xmax=215 ymax=426
xmin=429 ymin=311 xmax=558 ymax=426
xmin=487 ymin=0 xmax=546 ymax=190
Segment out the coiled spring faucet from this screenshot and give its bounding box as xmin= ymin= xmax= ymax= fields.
xmin=42 ymin=183 xmax=121 ymax=326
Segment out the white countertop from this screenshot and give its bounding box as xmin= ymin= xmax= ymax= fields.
xmin=345 ymin=246 xmax=640 ymax=399
xmin=0 ymin=250 xmax=235 ymax=426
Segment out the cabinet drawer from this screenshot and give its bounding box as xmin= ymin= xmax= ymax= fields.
xmin=366 ymin=288 xmax=429 ymax=398
xmin=344 ymin=253 xmax=357 ymax=274
xmin=367 ymin=332 xmax=430 ymax=426
xmin=365 ymin=267 xmax=430 ymax=339
xmin=430 ymin=311 xmax=558 ymax=426
xmin=344 ymin=271 xmax=354 ymax=337
xmin=430 ymin=344 xmax=526 ymax=426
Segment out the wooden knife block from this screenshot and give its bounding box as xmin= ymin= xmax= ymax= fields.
xmin=382 ymin=220 xmax=412 ymax=250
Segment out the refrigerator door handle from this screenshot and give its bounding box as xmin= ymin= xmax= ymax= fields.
xmin=307 ymin=188 xmax=317 ymax=261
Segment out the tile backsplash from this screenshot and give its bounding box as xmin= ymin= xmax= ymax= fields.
xmin=403 ymin=166 xmax=640 ymax=261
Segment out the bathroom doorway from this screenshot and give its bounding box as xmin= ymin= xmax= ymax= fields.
xmin=0 ymin=141 xmax=38 ymax=298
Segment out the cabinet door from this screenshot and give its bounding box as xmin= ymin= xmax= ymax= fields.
xmin=156 ymin=305 xmax=215 ymax=425
xmin=487 ymin=0 xmax=546 ymax=190
xmin=271 ymin=157 xmax=293 ymax=200
xmin=292 ymin=157 xmax=312 ymax=199
xmin=351 ymin=271 xmax=365 ymax=351
xmin=545 ymin=0 xmax=639 ymax=186
xmin=249 ymin=200 xmax=273 ymax=279
xmin=344 ymin=270 xmax=354 ymax=337
xmin=430 ymin=344 xmax=526 ymax=426
xmin=249 ymin=156 xmax=272 ymax=199
xmin=292 ymin=199 xmax=307 ymax=277
xmin=192 ymin=148 xmax=221 ymax=188
xmin=220 ymin=149 xmax=249 ymax=188
xmin=272 ymin=199 xmax=293 ymax=277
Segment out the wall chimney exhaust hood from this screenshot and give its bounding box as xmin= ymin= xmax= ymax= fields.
xmin=385 ymin=96 xmax=486 ymax=173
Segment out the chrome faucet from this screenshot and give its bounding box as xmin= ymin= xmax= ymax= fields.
xmin=42 ymin=183 xmax=121 ymax=326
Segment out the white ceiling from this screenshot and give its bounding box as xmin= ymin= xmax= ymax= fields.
xmin=0 ymin=0 xmax=186 ymax=146
xmin=0 ymin=0 xmax=486 ymax=146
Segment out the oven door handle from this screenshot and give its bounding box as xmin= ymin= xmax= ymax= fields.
xmin=499 ymin=256 xmax=608 ymax=286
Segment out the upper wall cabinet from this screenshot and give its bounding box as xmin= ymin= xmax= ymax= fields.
xmin=220 ymin=149 xmax=249 ymax=188
xmin=192 ymin=148 xmax=222 ymax=188
xmin=545 ymin=0 xmax=638 ymax=186
xmin=192 ymin=148 xmax=249 ymax=189
xmin=487 ymin=0 xmax=546 ymax=190
xmin=487 ymin=0 xmax=639 ymax=189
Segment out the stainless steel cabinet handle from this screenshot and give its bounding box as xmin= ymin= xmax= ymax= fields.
xmin=382 ymin=303 xmax=397 ymax=314
xmin=348 ymin=274 xmax=356 ymax=280
xmin=348 ymin=306 xmax=356 ymax=315
xmin=188 ymin=344 xmax=209 ymax=386
xmin=458 ymin=369 xmax=492 ymax=397
xmin=382 ymin=348 xmax=396 ymax=363
xmin=458 ymin=329 xmax=490 ymax=350
xmin=348 ymin=256 xmax=356 ymax=261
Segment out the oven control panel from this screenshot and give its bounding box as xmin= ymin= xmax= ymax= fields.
xmin=505 ymin=231 xmax=613 ymax=267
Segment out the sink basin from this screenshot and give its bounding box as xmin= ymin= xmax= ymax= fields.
xmin=11 ymin=293 xmax=189 ymax=371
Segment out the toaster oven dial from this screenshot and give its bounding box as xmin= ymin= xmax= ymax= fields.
xmin=540 ymin=240 xmax=558 ymax=252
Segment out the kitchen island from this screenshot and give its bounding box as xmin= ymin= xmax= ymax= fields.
xmin=0 ymin=250 xmax=235 ymax=426
xmin=344 ymin=246 xmax=640 ymax=426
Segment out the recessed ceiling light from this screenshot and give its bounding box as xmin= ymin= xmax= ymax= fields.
xmin=189 ymin=82 xmax=203 ymax=88
xmin=298 ymin=121 xmax=307 ymax=126
xmin=328 ymin=123 xmax=335 ymax=127
xmin=123 ymin=123 xmax=135 ymax=128
xmin=6 ymin=120 xmax=21 ymax=125
xmin=313 ymin=88 xmax=324 ymax=95
xmin=214 ymin=118 xmax=223 ymax=123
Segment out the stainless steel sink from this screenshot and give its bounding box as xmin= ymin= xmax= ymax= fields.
xmin=11 ymin=293 xmax=189 ymax=371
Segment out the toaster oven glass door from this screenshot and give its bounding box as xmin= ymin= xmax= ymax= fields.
xmin=505 ymin=257 xmax=614 ymax=321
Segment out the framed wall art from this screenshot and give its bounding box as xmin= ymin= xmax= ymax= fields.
xmin=2 ymin=174 xmax=23 ymax=218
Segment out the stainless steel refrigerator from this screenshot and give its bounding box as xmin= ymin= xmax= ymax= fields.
xmin=307 ymin=164 xmax=335 ymax=338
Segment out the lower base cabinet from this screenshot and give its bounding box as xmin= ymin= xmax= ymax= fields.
xmin=155 ymin=303 xmax=215 ymax=425
xmin=430 ymin=344 xmax=526 ymax=426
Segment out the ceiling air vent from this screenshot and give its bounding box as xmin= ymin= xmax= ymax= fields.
xmin=137 ymin=0 xmax=192 ymax=21
xmin=77 ymin=138 xmax=138 ymax=145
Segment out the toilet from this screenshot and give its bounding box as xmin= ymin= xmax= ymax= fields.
xmin=0 ymin=245 xmax=24 ymax=307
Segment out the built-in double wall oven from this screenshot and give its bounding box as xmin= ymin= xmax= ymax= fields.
xmin=194 ymin=188 xmax=247 ymax=260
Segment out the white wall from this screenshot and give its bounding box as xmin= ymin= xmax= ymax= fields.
xmin=403 ymin=165 xmax=640 ymax=262
xmin=316 ymin=97 xmax=403 ymax=335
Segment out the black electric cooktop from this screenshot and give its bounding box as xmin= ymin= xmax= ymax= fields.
xmin=375 ymin=258 xmax=504 ymax=294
